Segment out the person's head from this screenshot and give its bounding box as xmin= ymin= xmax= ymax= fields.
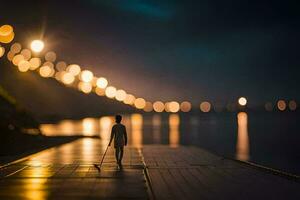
xmin=115 ymin=115 xmax=122 ymax=123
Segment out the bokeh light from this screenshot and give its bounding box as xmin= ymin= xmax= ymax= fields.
xmin=45 ymin=51 xmax=56 ymax=62
xmin=288 ymin=100 xmax=297 ymax=111
xmin=30 ymin=40 xmax=44 ymax=53
xmin=95 ymin=87 xmax=105 ymax=96
xmin=134 ymin=98 xmax=146 ymax=109
xmin=62 ymin=72 xmax=75 ymax=85
xmin=78 ymin=82 xmax=92 ymax=94
xmin=17 ymin=60 xmax=30 ymax=72
xmin=0 ymin=32 xmax=14 ymax=43
xmin=153 ymin=101 xmax=165 ymax=112
xmin=0 ymin=25 xmax=13 ymax=36
xmin=12 ymin=54 xmax=24 ymax=66
xmin=10 ymin=42 xmax=21 ymax=53
xmin=29 ymin=57 xmax=41 ymax=70
xmin=56 ymin=61 xmax=67 ymax=71
xmin=105 ymin=86 xmax=117 ymax=98
xmin=20 ymin=49 xmax=31 ymax=60
xmin=0 ymin=46 xmax=4 ymax=58
xmin=124 ymin=94 xmax=135 ymax=105
xmin=169 ymin=101 xmax=180 ymax=113
xmin=39 ymin=65 xmax=54 ymax=78
xmin=238 ymin=97 xmax=247 ymax=106
xmin=96 ymin=77 xmax=108 ymax=89
xmin=7 ymin=50 xmax=15 ymax=61
xmin=200 ymin=101 xmax=211 ymax=112
xmin=144 ymin=102 xmax=153 ymax=112
xmin=180 ymin=101 xmax=192 ymax=112
xmin=67 ymin=64 xmax=81 ymax=76
xmin=115 ymin=89 xmax=127 ymax=101
xmin=164 ymin=102 xmax=171 ymax=112
xmin=277 ymin=100 xmax=286 ymax=111
xmin=80 ymin=70 xmax=94 ymax=82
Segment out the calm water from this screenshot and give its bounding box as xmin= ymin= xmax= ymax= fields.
xmin=40 ymin=112 xmax=300 ymax=175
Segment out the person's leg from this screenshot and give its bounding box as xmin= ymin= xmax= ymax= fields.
xmin=119 ymin=147 xmax=124 ymax=164
xmin=115 ymin=147 xmax=120 ymax=163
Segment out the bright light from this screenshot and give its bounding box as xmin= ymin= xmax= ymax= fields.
xmin=277 ymin=100 xmax=286 ymax=111
xmin=153 ymin=101 xmax=165 ymax=112
xmin=80 ymin=70 xmax=94 ymax=82
xmin=12 ymin=54 xmax=25 ymax=66
xmin=78 ymin=82 xmax=92 ymax=93
xmin=134 ymin=98 xmax=146 ymax=109
xmin=62 ymin=72 xmax=75 ymax=85
xmin=0 ymin=46 xmax=5 ymax=58
xmin=180 ymin=101 xmax=192 ymax=112
xmin=67 ymin=64 xmax=81 ymax=76
xmin=124 ymin=94 xmax=135 ymax=105
xmin=238 ymin=97 xmax=247 ymax=106
xmin=29 ymin=58 xmax=41 ymax=70
xmin=96 ymin=77 xmax=108 ymax=89
xmin=0 ymin=31 xmax=14 ymax=43
xmin=17 ymin=60 xmax=30 ymax=72
xmin=30 ymin=40 xmax=44 ymax=53
xmin=0 ymin=25 xmax=13 ymax=36
xmin=105 ymin=86 xmax=117 ymax=98
xmin=115 ymin=89 xmax=127 ymax=101
xmin=200 ymin=101 xmax=211 ymax=112
xmin=39 ymin=65 xmax=53 ymax=77
xmin=169 ymin=101 xmax=180 ymax=113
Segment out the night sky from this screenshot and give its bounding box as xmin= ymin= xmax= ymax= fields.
xmin=1 ymin=0 xmax=300 ymax=112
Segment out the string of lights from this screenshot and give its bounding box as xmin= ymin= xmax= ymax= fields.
xmin=0 ymin=24 xmax=297 ymax=112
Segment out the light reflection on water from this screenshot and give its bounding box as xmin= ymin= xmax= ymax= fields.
xmin=40 ymin=112 xmax=300 ymax=174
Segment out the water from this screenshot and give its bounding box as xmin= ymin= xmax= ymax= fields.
xmin=40 ymin=112 xmax=300 ymax=175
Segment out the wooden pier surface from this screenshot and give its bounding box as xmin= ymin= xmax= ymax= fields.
xmin=0 ymin=138 xmax=299 ymax=199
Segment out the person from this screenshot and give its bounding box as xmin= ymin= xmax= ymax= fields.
xmin=109 ymin=115 xmax=127 ymax=167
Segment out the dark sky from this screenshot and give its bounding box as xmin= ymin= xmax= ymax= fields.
xmin=2 ymin=0 xmax=300 ymax=107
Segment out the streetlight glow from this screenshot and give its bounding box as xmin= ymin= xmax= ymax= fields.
xmin=30 ymin=40 xmax=44 ymax=53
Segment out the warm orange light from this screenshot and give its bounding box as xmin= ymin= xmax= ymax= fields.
xmin=169 ymin=114 xmax=180 ymax=148
xmin=96 ymin=77 xmax=108 ymax=89
xmin=134 ymin=98 xmax=146 ymax=109
xmin=30 ymin=40 xmax=44 ymax=53
xmin=0 ymin=46 xmax=4 ymax=58
xmin=153 ymin=101 xmax=165 ymax=112
xmin=20 ymin=49 xmax=31 ymax=60
xmin=45 ymin=51 xmax=56 ymax=62
xmin=180 ymin=101 xmax=192 ymax=112
xmin=29 ymin=57 xmax=41 ymax=70
xmin=0 ymin=25 xmax=13 ymax=36
xmin=0 ymin=32 xmax=14 ymax=43
xmin=105 ymin=86 xmax=117 ymax=98
xmin=124 ymin=94 xmax=135 ymax=105
xmin=10 ymin=42 xmax=21 ymax=53
xmin=164 ymin=102 xmax=171 ymax=112
xmin=169 ymin=101 xmax=180 ymax=113
xmin=56 ymin=61 xmax=67 ymax=71
xmin=62 ymin=72 xmax=75 ymax=85
xmin=115 ymin=89 xmax=127 ymax=101
xmin=288 ymin=100 xmax=297 ymax=111
xmin=238 ymin=97 xmax=247 ymax=106
xmin=200 ymin=101 xmax=211 ymax=112
xmin=67 ymin=64 xmax=81 ymax=76
xmin=80 ymin=70 xmax=94 ymax=82
xmin=277 ymin=100 xmax=286 ymax=111
xmin=78 ymin=82 xmax=92 ymax=93
xmin=7 ymin=50 xmax=15 ymax=61
xmin=17 ymin=60 xmax=30 ymax=72
xmin=12 ymin=54 xmax=25 ymax=66
xmin=39 ymin=65 xmax=53 ymax=77
xmin=144 ymin=102 xmax=153 ymax=112
xmin=95 ymin=87 xmax=105 ymax=96
xmin=236 ymin=112 xmax=249 ymax=161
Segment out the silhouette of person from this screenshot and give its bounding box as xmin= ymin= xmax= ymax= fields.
xmin=109 ymin=115 xmax=127 ymax=167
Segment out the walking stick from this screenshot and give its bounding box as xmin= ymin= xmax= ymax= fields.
xmin=93 ymin=143 xmax=110 ymax=172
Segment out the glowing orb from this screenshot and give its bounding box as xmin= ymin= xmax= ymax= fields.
xmin=96 ymin=77 xmax=108 ymax=89
xmin=30 ymin=40 xmax=44 ymax=53
xmin=200 ymin=101 xmax=211 ymax=112
xmin=134 ymin=98 xmax=146 ymax=109
xmin=153 ymin=101 xmax=165 ymax=112
xmin=80 ymin=70 xmax=93 ymax=82
xmin=238 ymin=97 xmax=247 ymax=106
xmin=105 ymin=86 xmax=117 ymax=98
